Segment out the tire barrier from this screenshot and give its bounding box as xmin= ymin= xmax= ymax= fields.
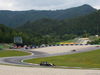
xmin=9 ymin=43 xmax=97 ymax=50
xmin=24 ymin=44 xmax=98 ymax=49
xmin=30 ymin=44 xmax=96 ymax=49
xmin=65 ymin=44 xmax=68 ymax=46
xmin=57 ymin=44 xmax=60 ymax=46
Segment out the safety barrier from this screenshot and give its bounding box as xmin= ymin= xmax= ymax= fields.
xmin=31 ymin=44 xmax=95 ymax=49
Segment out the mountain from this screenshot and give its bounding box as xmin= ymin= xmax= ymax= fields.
xmin=0 ymin=4 xmax=96 ymax=27
xmin=16 ymin=10 xmax=100 ymax=36
xmin=57 ymin=4 xmax=97 ymax=19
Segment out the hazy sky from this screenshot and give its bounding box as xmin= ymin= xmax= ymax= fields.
xmin=0 ymin=0 xmax=100 ymax=11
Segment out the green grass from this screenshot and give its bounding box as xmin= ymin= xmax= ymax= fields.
xmin=24 ymin=49 xmax=100 ymax=68
xmin=56 ymin=39 xmax=74 ymax=44
xmin=0 ymin=44 xmax=12 ymax=49
xmin=0 ymin=50 xmax=31 ymax=57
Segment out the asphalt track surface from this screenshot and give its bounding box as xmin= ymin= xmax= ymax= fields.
xmin=77 ymin=39 xmax=84 ymax=44
xmin=0 ymin=45 xmax=100 ymax=67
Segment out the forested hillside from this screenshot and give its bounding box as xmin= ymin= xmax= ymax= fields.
xmin=0 ymin=4 xmax=99 ymax=45
xmin=0 ymin=4 xmax=96 ymax=27
xmin=0 ymin=24 xmax=44 ymax=44
xmin=0 ymin=24 xmax=76 ymax=45
xmin=16 ymin=10 xmax=100 ymax=36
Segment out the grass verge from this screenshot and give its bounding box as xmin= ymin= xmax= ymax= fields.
xmin=0 ymin=50 xmax=31 ymax=57
xmin=24 ymin=49 xmax=100 ymax=68
xmin=0 ymin=44 xmax=12 ymax=49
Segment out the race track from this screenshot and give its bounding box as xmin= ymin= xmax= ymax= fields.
xmin=0 ymin=45 xmax=100 ymax=66
xmin=0 ymin=45 xmax=100 ymax=75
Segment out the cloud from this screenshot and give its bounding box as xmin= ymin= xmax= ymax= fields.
xmin=0 ymin=0 xmax=14 ymax=10
xmin=13 ymin=0 xmax=66 ymax=10
xmin=0 ymin=0 xmax=100 ymax=10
